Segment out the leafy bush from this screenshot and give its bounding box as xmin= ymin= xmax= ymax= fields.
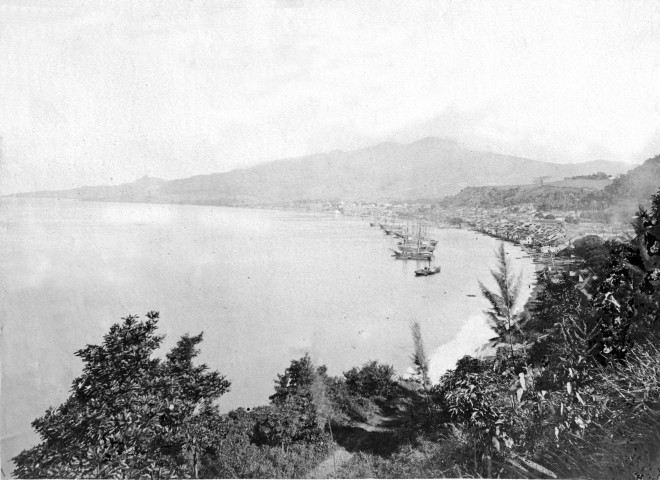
xmin=337 ymin=438 xmax=475 ymax=478
xmin=201 ymin=427 xmax=329 ymax=478
xmin=324 ymin=376 xmax=378 ymax=423
xmin=344 ymin=361 xmax=397 ymax=398
xmin=12 ymin=313 xmax=230 ymax=479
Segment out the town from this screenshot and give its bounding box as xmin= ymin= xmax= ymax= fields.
xmin=277 ymin=198 xmax=633 ymax=300
xmin=285 ymin=200 xmax=631 ymax=249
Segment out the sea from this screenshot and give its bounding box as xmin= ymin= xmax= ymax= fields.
xmin=0 ymin=198 xmax=535 ymax=475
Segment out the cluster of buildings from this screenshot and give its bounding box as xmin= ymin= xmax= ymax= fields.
xmin=290 ymin=199 xmax=629 ymax=302
xmin=292 ymin=200 xmax=630 ymax=254
xmin=471 ymin=218 xmax=568 ymax=253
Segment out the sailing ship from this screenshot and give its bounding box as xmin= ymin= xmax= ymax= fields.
xmin=391 ymin=249 xmax=434 ymax=260
xmin=392 ymin=222 xmax=437 ymax=260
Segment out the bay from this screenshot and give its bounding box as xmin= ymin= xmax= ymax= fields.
xmin=0 ymin=198 xmax=535 ymax=475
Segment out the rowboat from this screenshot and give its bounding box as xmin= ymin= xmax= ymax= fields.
xmin=415 ymin=266 xmax=441 ymax=276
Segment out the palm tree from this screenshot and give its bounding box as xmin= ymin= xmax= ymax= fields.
xmin=480 ymin=243 xmax=522 ymax=359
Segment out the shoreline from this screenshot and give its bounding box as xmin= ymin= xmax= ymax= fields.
xmin=426 ymin=227 xmax=539 ymax=380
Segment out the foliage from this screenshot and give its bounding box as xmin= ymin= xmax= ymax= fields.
xmin=199 ymin=354 xmax=335 ymax=478
xmin=572 ymin=234 xmax=613 ymax=273
xmin=18 ymin=187 xmax=660 ymax=479
xmin=567 ymin=172 xmax=611 ymax=180
xmin=437 ymin=356 xmax=502 ymax=430
xmin=323 ymin=376 xmax=378 ymax=423
xmin=539 ymin=341 xmax=660 ymax=479
xmin=264 ymin=354 xmax=330 ymax=447
xmin=604 ymin=154 xmax=660 ymax=205
xmin=480 ymin=243 xmax=523 ymax=359
xmin=200 ymin=406 xmax=330 ymax=479
xmin=336 ymin=438 xmax=476 ymax=478
xmin=12 ymin=312 xmax=230 ymax=479
xmin=344 ymin=361 xmax=397 ymax=399
xmin=527 ymin=271 xmax=584 ymax=335
xmin=270 ymin=354 xmax=319 ymax=404
xmin=254 ymin=397 xmax=326 ymax=449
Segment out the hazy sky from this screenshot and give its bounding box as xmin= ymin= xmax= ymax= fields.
xmin=2 ymin=0 xmax=660 ymax=194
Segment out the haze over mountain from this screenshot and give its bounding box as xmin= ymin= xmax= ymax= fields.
xmin=12 ymin=138 xmax=631 ymax=206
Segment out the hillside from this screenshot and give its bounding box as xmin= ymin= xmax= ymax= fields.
xmin=603 ymin=154 xmax=660 ymax=206
xmin=437 ymin=177 xmax=613 ymax=210
xmin=11 ymin=138 xmax=631 ymax=206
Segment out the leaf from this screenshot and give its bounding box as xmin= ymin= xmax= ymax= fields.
xmin=514 ymin=455 xmax=558 ymax=478
xmin=506 ymin=458 xmax=529 ymax=473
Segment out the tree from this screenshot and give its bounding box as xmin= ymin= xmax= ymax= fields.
xmin=270 ymin=353 xmax=319 ymax=404
xmin=12 ymin=312 xmax=230 ymax=479
xmin=260 ymin=354 xmax=327 ymax=448
xmin=480 ymin=243 xmax=523 ymax=359
xmin=343 ymin=361 xmax=396 ymax=398
xmin=528 ymin=271 xmax=584 ymax=333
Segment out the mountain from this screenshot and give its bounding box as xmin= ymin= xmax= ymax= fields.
xmin=11 ymin=138 xmax=632 ymax=205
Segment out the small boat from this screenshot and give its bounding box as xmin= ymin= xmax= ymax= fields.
xmin=415 ymin=265 xmax=441 ymax=276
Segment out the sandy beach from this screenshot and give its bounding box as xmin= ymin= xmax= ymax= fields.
xmin=428 ymin=235 xmax=538 ymax=381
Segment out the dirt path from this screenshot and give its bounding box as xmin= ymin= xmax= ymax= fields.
xmin=307 ymin=446 xmax=354 ymax=479
xmin=307 ymin=414 xmax=397 ymax=478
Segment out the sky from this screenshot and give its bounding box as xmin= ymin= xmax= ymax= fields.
xmin=1 ymin=0 xmax=660 ymax=194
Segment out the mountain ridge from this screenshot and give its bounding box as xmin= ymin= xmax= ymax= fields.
xmin=10 ymin=138 xmax=633 ymax=206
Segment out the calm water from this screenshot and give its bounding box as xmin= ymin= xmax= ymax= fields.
xmin=0 ymin=198 xmax=535 ymax=474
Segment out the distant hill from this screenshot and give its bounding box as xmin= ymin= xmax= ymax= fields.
xmin=603 ymin=154 xmax=660 ymax=206
xmin=438 ymin=178 xmax=613 ymax=210
xmin=593 ymin=154 xmax=660 ymax=222
xmin=438 ymin=153 xmax=660 ymax=224
xmin=10 ymin=138 xmax=632 ymax=206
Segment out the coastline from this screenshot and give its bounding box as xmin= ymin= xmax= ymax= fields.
xmin=3 ymin=202 xmax=523 ymax=472
xmin=427 ymin=228 xmax=539 ymax=380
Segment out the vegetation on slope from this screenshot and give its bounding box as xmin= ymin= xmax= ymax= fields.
xmin=440 ymin=155 xmax=660 ymax=217
xmin=604 ymin=154 xmax=660 ymax=203
xmin=14 ymin=188 xmax=660 ymax=479
xmin=438 ymin=181 xmax=612 ymax=211
xmin=337 ymin=189 xmax=660 ymax=479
